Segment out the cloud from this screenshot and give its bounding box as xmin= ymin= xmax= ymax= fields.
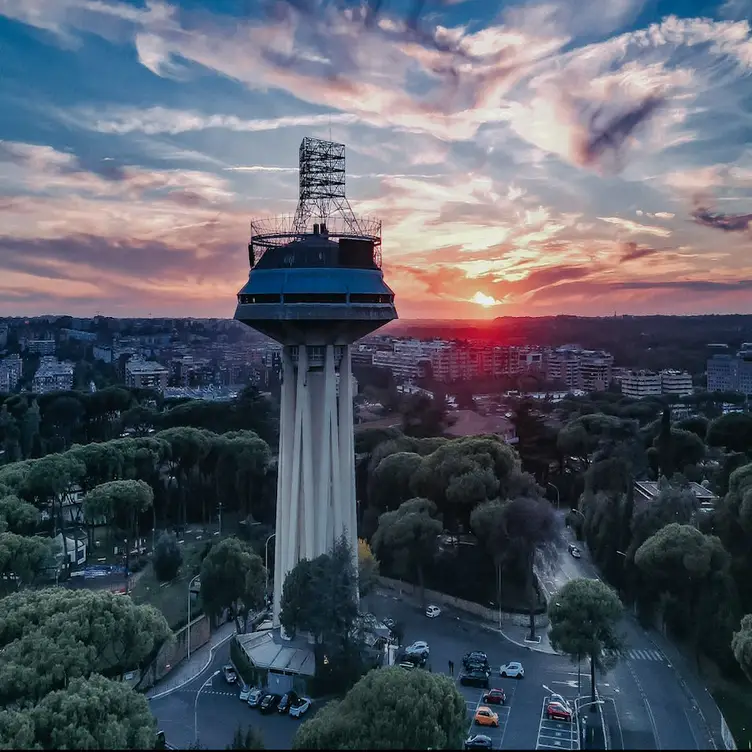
xmin=598 ymin=216 xmax=673 ymax=237
xmin=619 ymin=241 xmax=662 ymax=262
xmin=691 ymin=205 xmax=752 ymax=232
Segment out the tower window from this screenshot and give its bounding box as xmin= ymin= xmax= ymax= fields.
xmin=349 ymin=293 xmax=393 ymax=304
xmin=283 ymin=293 xmax=347 ymax=304
xmin=238 ymin=294 xmax=281 ymax=304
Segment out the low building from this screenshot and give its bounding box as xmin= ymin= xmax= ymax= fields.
xmin=621 ymin=370 xmax=662 ymax=399
xmin=660 ymin=369 xmax=693 ymax=397
xmin=24 ymin=338 xmax=56 ymax=356
xmin=125 ymin=359 xmax=169 ymax=391
xmin=633 ymin=480 xmax=718 ymax=513
xmin=32 ymin=358 xmax=74 ymax=394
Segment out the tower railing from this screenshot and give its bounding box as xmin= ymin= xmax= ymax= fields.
xmin=250 ymin=214 xmax=382 ymax=267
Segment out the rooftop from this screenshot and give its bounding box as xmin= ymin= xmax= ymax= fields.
xmin=634 ymin=480 xmax=718 ymax=503
xmin=236 ymin=628 xmax=316 ymax=677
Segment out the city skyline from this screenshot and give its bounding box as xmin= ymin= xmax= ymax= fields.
xmin=1 ymin=0 xmax=752 ymax=320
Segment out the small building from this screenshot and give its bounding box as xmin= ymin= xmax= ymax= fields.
xmin=32 ymin=358 xmax=74 ymax=393
xmin=633 ymin=480 xmax=719 ymax=512
xmin=234 ymin=628 xmax=315 ymax=695
xmin=125 ymin=358 xmax=169 ymax=391
xmin=54 ymin=531 xmax=88 ymax=566
xmin=621 ymin=370 xmax=662 ymax=399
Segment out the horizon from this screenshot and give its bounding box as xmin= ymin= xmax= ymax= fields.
xmin=1 ymin=0 xmax=752 ymax=319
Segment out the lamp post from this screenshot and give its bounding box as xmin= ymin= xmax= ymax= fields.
xmin=187 ymin=573 xmax=200 ymax=660
xmin=547 ymin=482 xmax=560 ymax=510
xmin=264 ymin=533 xmax=276 ymax=597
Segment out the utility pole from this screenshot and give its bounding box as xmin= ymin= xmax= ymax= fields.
xmin=218 ymin=502 xmax=223 ymax=536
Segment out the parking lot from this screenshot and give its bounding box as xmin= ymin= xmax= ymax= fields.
xmin=535 ymin=696 xmax=579 ymax=751
xmin=458 ymin=675 xmax=519 ymax=749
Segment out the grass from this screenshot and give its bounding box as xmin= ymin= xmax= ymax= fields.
xmin=130 ymin=528 xmax=222 ymax=631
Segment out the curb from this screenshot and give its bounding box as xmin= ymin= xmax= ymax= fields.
xmin=148 ymin=631 xmax=236 ymax=701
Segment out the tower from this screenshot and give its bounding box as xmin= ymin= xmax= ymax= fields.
xmin=234 ymin=138 xmax=398 ymax=627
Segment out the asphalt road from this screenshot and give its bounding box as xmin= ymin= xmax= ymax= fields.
xmin=538 ymin=531 xmax=714 ymax=751
xmin=151 ymin=533 xmax=712 ymax=751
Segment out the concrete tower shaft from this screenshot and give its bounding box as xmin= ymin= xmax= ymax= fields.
xmin=233 ymin=138 xmax=397 ymax=628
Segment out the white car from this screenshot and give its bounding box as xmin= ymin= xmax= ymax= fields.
xmin=239 ymin=683 xmax=253 ymax=702
xmin=499 ymin=661 xmax=525 ymax=679
xmin=289 ymin=697 xmax=312 ymax=718
xmin=222 ymin=665 xmax=237 ymax=684
xmin=425 ymin=605 xmax=441 ymax=618
xmin=405 ymin=641 xmax=430 ymax=656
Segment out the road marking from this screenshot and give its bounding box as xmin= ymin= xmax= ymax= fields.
xmin=536 ymin=697 xmax=578 ymax=751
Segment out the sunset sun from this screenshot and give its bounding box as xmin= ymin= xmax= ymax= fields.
xmin=471 ymin=291 xmax=500 ymax=308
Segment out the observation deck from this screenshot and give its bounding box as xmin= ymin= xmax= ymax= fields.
xmin=234 ymin=218 xmax=398 ymax=346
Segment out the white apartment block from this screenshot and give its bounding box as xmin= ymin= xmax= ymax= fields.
xmin=621 ymin=370 xmax=662 ymax=399
xmin=32 ymin=358 xmax=74 ymax=394
xmin=706 ymin=348 xmax=752 ymax=396
xmin=545 ymin=347 xmax=613 ymax=392
xmin=660 ymin=369 xmax=693 ymax=397
xmin=0 ymin=366 xmax=9 ymax=393
xmin=125 ymin=358 xmax=169 ymax=391
xmin=24 ymin=338 xmax=56 ymax=356
xmin=1 ymin=355 xmax=22 ymax=391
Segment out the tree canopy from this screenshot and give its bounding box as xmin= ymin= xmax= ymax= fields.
xmin=292 ymin=666 xmax=466 ymax=750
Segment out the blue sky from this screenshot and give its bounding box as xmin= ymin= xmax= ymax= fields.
xmin=0 ymin=0 xmax=751 ymax=319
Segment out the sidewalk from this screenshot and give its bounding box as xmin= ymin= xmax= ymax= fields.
xmin=639 ymin=624 xmax=724 ymax=750
xmin=496 ymin=618 xmax=557 ymax=655
xmin=147 ymin=621 xmax=237 ymax=700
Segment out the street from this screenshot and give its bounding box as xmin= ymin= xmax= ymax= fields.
xmin=150 ymin=533 xmax=712 ymax=751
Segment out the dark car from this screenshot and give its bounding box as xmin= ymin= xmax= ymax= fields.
xmin=278 ymin=691 xmax=299 ymax=714
xmin=400 ymin=652 xmax=427 ymax=668
xmin=463 ymin=651 xmax=489 ymax=669
xmin=382 ymin=617 xmax=396 ymax=631
xmin=464 ymin=734 xmax=493 ymax=749
xmin=259 ymin=693 xmax=282 ymax=714
xmin=460 ymin=670 xmax=490 ymax=688
xmin=482 ymin=688 xmax=506 ymax=705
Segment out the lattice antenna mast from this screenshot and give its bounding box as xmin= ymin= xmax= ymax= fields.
xmin=293 ymin=137 xmax=362 ymax=235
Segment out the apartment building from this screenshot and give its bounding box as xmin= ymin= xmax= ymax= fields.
xmin=621 ymin=370 xmax=662 ymax=399
xmin=660 ymin=369 xmax=693 ymax=397
xmin=706 ymin=348 xmax=752 ymax=395
xmin=32 ymin=358 xmax=74 ymax=394
xmin=0 ymin=366 xmax=9 ymax=393
xmin=125 ymin=358 xmax=169 ymax=391
xmin=1 ymin=354 xmax=22 ymax=391
xmin=545 ymin=346 xmax=613 ymax=392
xmin=24 ymin=338 xmax=56 ymax=356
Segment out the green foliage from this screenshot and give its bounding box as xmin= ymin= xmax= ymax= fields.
xmin=357 ymin=538 xmax=379 ymax=597
xmin=0 ymin=495 xmax=38 ymax=534
xmin=470 ymin=499 xmax=509 ymax=604
xmin=707 ymin=413 xmax=752 ymax=454
xmin=400 ymin=393 xmax=449 ymax=438
xmin=227 ymin=725 xmax=265 ymax=750
xmin=368 ymin=452 xmax=423 ymax=511
xmin=153 ymin=531 xmax=183 ymax=582
xmin=549 ymin=578 xmax=625 ymax=700
xmin=0 ymin=588 xmax=171 ymax=706
xmin=731 ymin=614 xmax=752 ymax=683
xmin=200 ymin=537 xmax=265 ymax=628
xmin=0 ymin=675 xmax=157 ymax=750
xmin=83 ymin=479 xmax=154 ymax=541
xmin=292 ymin=667 xmax=466 ymax=750
xmin=0 ymin=532 xmax=54 ymax=589
xmin=371 ymin=499 xmax=442 ymax=602
xmin=354 ymin=425 xmax=403 ymax=456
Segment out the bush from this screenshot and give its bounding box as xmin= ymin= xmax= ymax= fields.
xmin=153 ymin=532 xmax=183 ymax=582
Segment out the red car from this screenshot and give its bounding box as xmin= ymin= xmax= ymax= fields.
xmin=547 ymin=701 xmax=573 ymax=722
xmin=482 ymin=689 xmax=506 ymax=705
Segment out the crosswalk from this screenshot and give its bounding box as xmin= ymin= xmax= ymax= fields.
xmin=625 ymin=648 xmax=664 ymax=662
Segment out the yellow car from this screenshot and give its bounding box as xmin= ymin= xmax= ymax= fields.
xmin=474 ymin=706 xmax=499 ymax=727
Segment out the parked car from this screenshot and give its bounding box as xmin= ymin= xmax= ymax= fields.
xmin=222 ymin=665 xmax=237 ymax=684
xmin=568 ymin=543 xmax=582 ymax=559
xmin=259 ymin=693 xmax=282 ymax=714
xmin=482 ymin=688 xmax=506 ymax=705
xmin=460 ymin=670 xmax=490 ymax=688
xmin=278 ymin=691 xmax=299 ymax=714
xmin=405 ymin=641 xmax=430 ymax=657
xmin=464 ymin=735 xmax=493 ymax=750
xmin=382 ymin=617 xmax=396 ymax=631
xmin=425 ymin=605 xmax=441 ymax=618
xmin=463 ymin=651 xmax=489 ymax=671
xmin=499 ymin=661 xmax=525 ymax=679
xmin=239 ymin=683 xmax=253 ymax=702
xmin=400 ymin=652 xmax=427 ymax=668
xmin=289 ymin=696 xmax=312 ymax=718
xmin=474 ymin=706 xmax=499 ymax=727
xmin=548 ymin=693 xmax=571 ymax=710
xmin=398 ymin=662 xmax=416 ymax=670
xmin=247 ymin=688 xmax=265 ymax=708
xmin=547 ymin=701 xmax=573 ymax=722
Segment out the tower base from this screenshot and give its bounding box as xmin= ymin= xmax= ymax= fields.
xmin=272 ymin=344 xmax=358 ymax=626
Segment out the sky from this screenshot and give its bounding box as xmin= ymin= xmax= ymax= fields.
xmin=0 ymin=0 xmax=751 ymax=320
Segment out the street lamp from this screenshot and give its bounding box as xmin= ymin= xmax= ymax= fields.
xmin=264 ymin=533 xmax=276 ymax=597
xmin=187 ymin=573 xmax=200 ymax=660
xmin=547 ymin=483 xmax=560 ymax=509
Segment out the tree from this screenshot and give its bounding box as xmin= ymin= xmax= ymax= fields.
xmin=0 ymin=532 xmax=54 ymax=590
xmin=357 ymin=538 xmax=379 ymax=598
xmin=371 ymin=498 xmax=442 ymax=606
xmin=400 ymin=393 xmax=449 ymax=438
xmin=227 ymin=725 xmax=265 ymax=750
xmin=502 ymin=496 xmax=560 ymax=640
xmin=548 ymin=578 xmax=625 ymax=704
xmin=153 ymin=531 xmax=183 ymax=582
xmin=83 ymin=479 xmax=153 ymax=547
xmin=470 ymin=499 xmax=509 ymax=608
xmin=0 ymin=674 xmax=157 ymax=749
xmin=0 ymin=588 xmax=171 ymax=705
xmin=200 ymin=537 xmax=266 ymax=633
xmin=732 ymin=614 xmax=752 ymax=683
xmin=707 ymin=413 xmax=752 ymax=454
xmin=368 ymin=452 xmax=423 ymax=511
xmin=0 ymin=494 xmax=39 ymax=534
xmin=635 ymin=523 xmax=731 ymax=666
xmin=656 ymin=407 xmax=674 ymax=478
xmin=292 ymin=666 xmax=466 ymax=750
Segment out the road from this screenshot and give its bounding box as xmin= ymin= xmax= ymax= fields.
xmin=151 ymin=531 xmax=713 ymax=751
xmin=538 ymin=531 xmax=715 ymax=751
